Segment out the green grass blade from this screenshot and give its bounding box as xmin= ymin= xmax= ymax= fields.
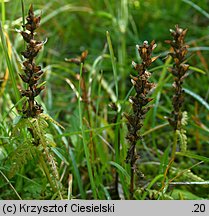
xmin=41 ymin=5 xmax=93 ymax=25
xmin=182 ymin=0 xmax=209 ymax=19
xmin=183 ymin=88 xmax=209 ymax=111
xmin=153 ymin=56 xmax=172 ymax=119
xmin=106 ymin=31 xmax=118 ymax=99
xmin=53 ymin=125 xmax=85 ymax=199
xmin=0 ymin=170 xmax=22 ymax=200
xmin=189 ymin=66 xmax=206 ymax=74
xmin=0 ymin=22 xmax=20 ymax=104
xmin=51 ymin=147 xmax=69 ymax=165
xmin=188 ymin=47 xmax=209 ymax=52
xmin=159 ymin=146 xmax=170 ymax=174
xmin=21 ymin=0 xmax=25 ymax=30
xmin=141 ymin=174 xmax=164 ymax=200
xmin=3 ymin=96 xmax=26 ymax=120
xmin=151 ymin=64 xmax=206 ymax=75
xmin=100 ymin=184 xmax=111 ymax=200
xmin=109 ymin=161 xmax=130 ymax=181
xmin=78 ymin=63 xmax=97 ymax=199
xmin=176 ymin=152 xmax=209 ymax=163
xmin=1 ymin=0 xmax=5 ymax=26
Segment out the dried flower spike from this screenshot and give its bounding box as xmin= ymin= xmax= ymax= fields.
xmin=125 ymin=40 xmax=158 ymax=196
xmin=166 ymin=25 xmax=189 ymax=130
xmin=19 ymin=5 xmax=45 ymax=117
xmin=65 ymin=50 xmax=88 ymax=65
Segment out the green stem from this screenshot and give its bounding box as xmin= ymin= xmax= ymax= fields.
xmin=142 ymin=174 xmax=164 ymax=200
xmin=106 ymin=31 xmax=118 ymax=99
xmin=21 ymin=0 xmax=25 ymax=30
xmin=118 ymin=32 xmax=126 ymax=97
xmin=130 ymin=160 xmax=135 ymax=199
xmin=171 ymin=130 xmax=178 ymax=159
xmin=0 ymin=170 xmax=22 ymax=200
xmin=129 ymin=141 xmax=137 ymax=199
xmin=114 ymin=111 xmax=121 ymax=196
xmin=1 ymin=0 xmax=5 ymax=26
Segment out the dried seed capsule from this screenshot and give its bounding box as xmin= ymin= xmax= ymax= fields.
xmin=20 ymin=31 xmax=33 ymax=43
xmin=33 ymin=86 xmax=45 ymax=97
xmin=166 ymin=25 xmax=189 ymax=130
xmin=19 ymin=5 xmax=45 ymax=117
xmin=126 ymin=40 xmax=156 ymax=189
xmin=19 ymin=74 xmax=29 ymax=83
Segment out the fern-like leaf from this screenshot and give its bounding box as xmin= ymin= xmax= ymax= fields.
xmin=183 ymin=170 xmax=205 ymax=182
xmin=10 ymin=115 xmax=63 ymax=194
xmin=136 ymin=188 xmax=174 ymax=200
xmin=30 ymin=116 xmax=62 ymax=192
xmin=12 ymin=117 xmax=31 ymax=137
xmin=170 ymin=168 xmax=205 ymax=182
xmin=39 ymin=113 xmax=65 ymax=130
xmin=8 ymin=141 xmax=37 ymax=178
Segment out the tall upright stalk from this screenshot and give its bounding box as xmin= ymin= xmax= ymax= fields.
xmin=18 ymin=5 xmax=45 ymax=117
xmin=166 ymin=25 xmax=189 ymax=131
xmin=125 ymin=41 xmax=158 ymax=198
xmin=166 ymin=25 xmax=189 ymax=158
xmin=161 ymin=25 xmax=190 ymax=191
xmin=17 ymin=5 xmax=61 ymax=196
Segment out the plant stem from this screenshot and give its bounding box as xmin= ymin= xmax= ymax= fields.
xmin=171 ymin=130 xmax=178 ymax=160
xmin=106 ymin=31 xmax=118 ymax=99
xmin=1 ymin=0 xmax=5 ymax=26
xmin=21 ymin=0 xmax=25 ymax=30
xmin=125 ymin=41 xmax=158 ymax=199
xmin=114 ymin=111 xmax=121 ymax=198
xmin=142 ymin=174 xmax=164 ymax=200
xmin=39 ymin=154 xmax=57 ymax=193
xmin=129 ymin=141 xmax=137 ymax=199
xmin=161 ymin=131 xmax=178 ymax=192
xmin=0 ymin=170 xmax=22 ymax=200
